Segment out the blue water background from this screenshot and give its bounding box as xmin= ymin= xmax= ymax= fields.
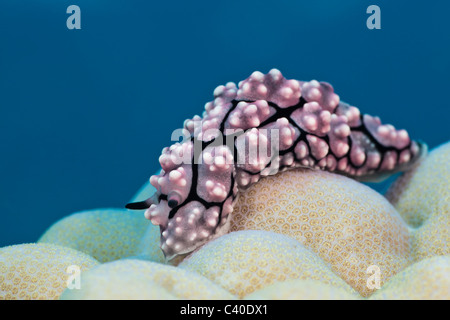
xmin=1 ymin=0 xmax=449 ymax=247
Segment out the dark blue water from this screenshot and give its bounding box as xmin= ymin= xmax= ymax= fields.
xmin=1 ymin=0 xmax=449 ymax=247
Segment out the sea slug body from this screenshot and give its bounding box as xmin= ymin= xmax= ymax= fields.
xmin=126 ymin=69 xmax=425 ymax=261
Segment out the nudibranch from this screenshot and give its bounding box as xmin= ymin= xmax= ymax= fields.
xmin=126 ymin=69 xmax=425 ymax=261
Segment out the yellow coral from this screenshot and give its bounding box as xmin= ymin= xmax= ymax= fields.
xmin=386 ymin=141 xmax=449 ymax=261
xmin=60 ymin=259 xmax=235 ymax=300
xmin=0 ymin=243 xmax=99 ymax=300
xmin=369 ymin=255 xmax=450 ymax=300
xmin=38 ymin=208 xmax=164 ymax=263
xmin=178 ymin=230 xmax=354 ymax=299
xmin=244 ymin=279 xmax=360 ymax=300
xmin=229 ymin=168 xmax=412 ymax=297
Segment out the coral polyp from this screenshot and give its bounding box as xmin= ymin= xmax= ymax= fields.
xmin=126 ymin=69 xmax=425 ymax=260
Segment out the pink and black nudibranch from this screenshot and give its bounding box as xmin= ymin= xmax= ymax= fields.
xmin=126 ymin=69 xmax=426 ymax=260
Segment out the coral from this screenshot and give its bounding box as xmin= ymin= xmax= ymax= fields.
xmin=230 ymin=168 xmax=412 ymax=297
xmin=60 ymin=259 xmax=236 ymax=300
xmin=178 ymin=230 xmax=354 ymax=299
xmin=369 ymin=255 xmax=450 ymax=300
xmin=38 ymin=208 xmax=164 ymax=263
xmin=126 ymin=69 xmax=424 ymax=261
xmin=386 ymin=142 xmax=449 ymax=261
xmin=131 ymin=224 xmax=166 ymax=263
xmin=244 ymin=279 xmax=360 ymax=300
xmin=0 ymin=243 xmax=99 ymax=300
